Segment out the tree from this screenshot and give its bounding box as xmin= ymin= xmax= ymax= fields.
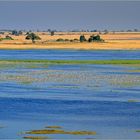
xmin=51 ymin=31 xmax=54 ymax=36
xmin=80 ymin=35 xmax=86 ymax=42
xmin=91 ymin=30 xmax=97 ymax=32
xmin=12 ymin=30 xmax=18 ymax=35
xmin=0 ymin=32 xmax=4 ymax=35
xmin=18 ymin=30 xmax=23 ymax=35
xmin=104 ymin=29 xmax=108 ymax=34
xmin=93 ymin=35 xmax=101 ymax=40
xmin=88 ymin=34 xmax=104 ymax=42
xmin=25 ymin=33 xmax=41 ymax=43
xmin=134 ymin=29 xmax=138 ymax=32
xmin=26 ymin=32 xmax=30 ymax=35
xmin=12 ymin=30 xmax=22 ymax=36
xmin=127 ymin=29 xmax=132 ymax=32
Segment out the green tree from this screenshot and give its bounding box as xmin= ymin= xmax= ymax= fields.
xmin=80 ymin=35 xmax=86 ymax=42
xmin=51 ymin=31 xmax=55 ymax=36
xmin=88 ymin=34 xmax=104 ymax=42
xmin=12 ymin=30 xmax=18 ymax=35
xmin=25 ymin=33 xmax=41 ymax=43
xmin=12 ymin=30 xmax=22 ymax=36
xmin=18 ymin=30 xmax=23 ymax=35
xmin=104 ymin=29 xmax=108 ymax=34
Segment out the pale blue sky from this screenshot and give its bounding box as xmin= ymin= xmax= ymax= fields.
xmin=0 ymin=1 xmax=140 ymax=31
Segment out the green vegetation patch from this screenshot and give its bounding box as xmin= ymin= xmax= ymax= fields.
xmin=0 ymin=36 xmax=14 ymax=41
xmin=46 ymin=126 xmax=62 ymax=129
xmin=0 ymin=59 xmax=140 ymax=65
xmin=26 ymin=129 xmax=96 ymax=135
xmin=110 ymin=75 xmax=140 ymax=87
xmin=128 ymin=100 xmax=139 ymax=103
xmin=23 ymin=136 xmax=49 ymax=139
xmin=127 ymin=69 xmax=140 ymax=73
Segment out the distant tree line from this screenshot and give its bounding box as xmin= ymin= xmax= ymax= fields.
xmin=0 ymin=28 xmax=139 ymax=34
xmin=12 ymin=30 xmax=23 ymax=36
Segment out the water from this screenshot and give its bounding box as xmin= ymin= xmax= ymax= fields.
xmin=0 ymin=49 xmax=140 ymax=60
xmin=0 ymin=50 xmax=140 ymax=139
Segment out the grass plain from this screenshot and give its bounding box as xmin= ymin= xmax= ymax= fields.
xmin=0 ymin=32 xmax=140 ymax=50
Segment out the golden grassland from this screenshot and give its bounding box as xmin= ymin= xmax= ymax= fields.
xmin=0 ymin=32 xmax=140 ymax=50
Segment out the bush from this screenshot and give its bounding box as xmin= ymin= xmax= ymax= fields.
xmin=64 ymin=39 xmax=69 ymax=42
xmin=80 ymin=35 xmax=86 ymax=42
xmin=70 ymin=39 xmax=74 ymax=42
xmin=56 ymin=38 xmax=64 ymax=42
xmin=74 ymin=38 xmax=79 ymax=41
xmin=56 ymin=38 xmax=78 ymax=42
xmin=0 ymin=35 xmax=14 ymax=41
xmin=5 ymin=36 xmax=14 ymax=40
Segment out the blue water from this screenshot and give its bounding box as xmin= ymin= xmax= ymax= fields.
xmin=0 ymin=50 xmax=140 ymax=139
xmin=0 ymin=50 xmax=140 ymax=60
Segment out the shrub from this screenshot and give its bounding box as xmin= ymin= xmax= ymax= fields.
xmin=70 ymin=39 xmax=74 ymax=42
xmin=0 ymin=35 xmax=14 ymax=41
xmin=73 ymin=38 xmax=79 ymax=41
xmin=64 ymin=39 xmax=69 ymax=42
xmin=56 ymin=38 xmax=64 ymax=42
xmin=5 ymin=35 xmax=13 ymax=40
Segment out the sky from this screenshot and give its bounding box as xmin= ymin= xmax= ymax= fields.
xmin=0 ymin=1 xmax=140 ymax=31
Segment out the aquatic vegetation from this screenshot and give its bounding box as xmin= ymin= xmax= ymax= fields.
xmin=22 ymin=126 xmax=95 ymax=139
xmin=0 ymin=62 xmax=18 ymax=69
xmin=46 ymin=126 xmax=62 ymax=129
xmin=0 ymin=59 xmax=140 ymax=65
xmin=0 ymin=63 xmax=140 ymax=89
xmin=128 ymin=100 xmax=139 ymax=102
xmin=136 ymin=130 xmax=140 ymax=132
xmin=1 ymin=56 xmax=140 ymax=139
xmin=26 ymin=129 xmax=96 ymax=135
xmin=0 ymin=74 xmax=35 ymax=84
xmin=127 ymin=69 xmax=140 ymax=73
xmin=23 ymin=136 xmax=49 ymax=139
xmin=109 ymin=74 xmax=140 ymax=87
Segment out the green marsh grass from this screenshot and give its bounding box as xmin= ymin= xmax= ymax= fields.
xmin=46 ymin=126 xmax=62 ymax=129
xmin=23 ymin=136 xmax=49 ymax=139
xmin=0 ymin=59 xmax=140 ymax=65
xmin=26 ymin=129 xmax=96 ymax=135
